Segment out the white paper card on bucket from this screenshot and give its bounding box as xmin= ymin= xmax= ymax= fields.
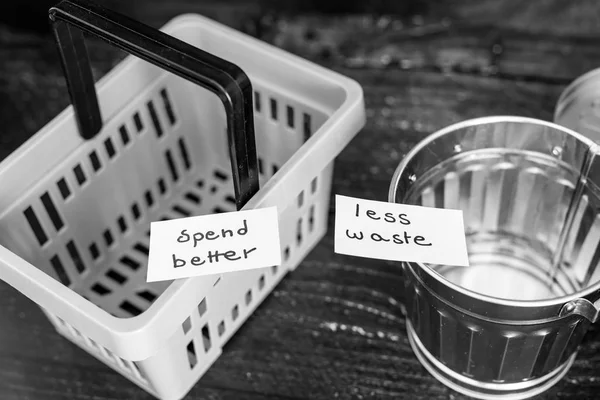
xmin=147 ymin=207 xmax=282 ymax=282
xmin=334 ymin=195 xmax=469 ymax=266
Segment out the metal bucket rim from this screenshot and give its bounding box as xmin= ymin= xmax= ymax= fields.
xmin=388 ymin=115 xmax=600 ymax=309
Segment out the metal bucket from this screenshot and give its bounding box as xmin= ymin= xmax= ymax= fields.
xmin=389 ymin=116 xmax=600 ymax=399
xmin=554 ymin=68 xmax=600 ymax=142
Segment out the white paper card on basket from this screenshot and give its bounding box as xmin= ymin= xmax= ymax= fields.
xmin=334 ymin=195 xmax=469 ymax=266
xmin=147 ymin=207 xmax=282 ymax=282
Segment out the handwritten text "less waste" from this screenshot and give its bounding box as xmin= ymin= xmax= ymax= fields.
xmin=334 ymin=195 xmax=469 ymax=266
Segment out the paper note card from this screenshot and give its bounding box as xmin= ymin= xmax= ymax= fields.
xmin=334 ymin=195 xmax=469 ymax=266
xmin=147 ymin=207 xmax=281 ymax=282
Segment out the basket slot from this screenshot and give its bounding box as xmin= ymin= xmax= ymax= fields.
xmin=73 ymin=164 xmax=87 ymax=186
xmin=103 ymin=229 xmax=115 ymax=247
xmin=106 ymin=268 xmax=128 ymax=285
xmin=231 ymin=304 xmax=239 ymax=320
xmin=57 ymin=178 xmax=72 ymax=200
xmin=137 ymin=289 xmax=157 ymax=303
xmin=297 ymin=191 xmax=305 ymax=208
xmin=197 ymin=298 xmax=207 ymax=317
xmin=186 ymin=340 xmax=197 ymax=368
xmin=201 ymin=324 xmax=212 ymax=352
xmin=144 ymin=190 xmax=156 ymax=208
xmin=182 ymin=317 xmax=192 ymax=334
xmin=119 ymin=125 xmax=131 ymax=147
xmin=257 ymin=158 xmax=264 ymax=175
xmin=160 ymin=88 xmax=177 ymax=126
xmin=269 ymin=98 xmax=278 ymax=121
xmin=115 ymin=124 xmax=134 ymax=153
xmin=104 ymin=137 xmax=117 ymax=159
xmin=172 ymin=205 xmax=191 ymax=217
xmin=23 ymin=206 xmax=49 ymax=246
xmin=224 ymin=195 xmax=236 ymax=206
xmin=133 ymin=112 xmax=144 ymax=133
xmin=303 ymin=112 xmax=312 ymax=143
xmin=296 ymin=218 xmax=303 ymax=245
xmin=133 ymin=242 xmax=149 ymax=256
xmin=286 ymin=105 xmax=295 ymax=129
xmin=184 ymin=191 xmax=201 ymax=205
xmin=119 ymin=255 xmax=141 ymax=271
xmin=146 ymin=100 xmax=164 ymax=138
xmin=88 ymin=150 xmax=102 ymax=172
xmin=164 ymin=150 xmax=180 ymax=182
xmin=254 ymin=91 xmax=261 ymax=113
xmin=153 ymin=88 xmax=178 ymax=134
xmin=130 ymin=202 xmax=142 ymax=221
xmin=283 ymin=246 xmax=290 ymax=262
xmin=157 ymin=178 xmax=168 ymax=196
xmin=120 ymin=300 xmax=143 ymax=316
xmin=117 ymin=215 xmax=129 ymax=234
xmin=213 ymin=169 xmax=228 ymax=182
xmin=178 ymin=138 xmax=192 ymax=171
xmin=311 ymin=176 xmax=318 ymax=193
xmin=50 ymin=254 xmax=70 ymax=286
xmin=88 ymin=242 xmax=101 ymax=260
xmin=217 ymin=320 xmax=225 ymax=337
xmin=91 ymin=283 xmax=111 ymax=295
xmin=66 ymin=240 xmax=86 ymax=273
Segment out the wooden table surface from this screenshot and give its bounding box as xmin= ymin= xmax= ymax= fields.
xmin=2 ymin=1 xmax=600 ymax=399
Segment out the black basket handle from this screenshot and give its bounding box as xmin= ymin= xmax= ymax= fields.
xmin=48 ymin=0 xmax=259 ymax=210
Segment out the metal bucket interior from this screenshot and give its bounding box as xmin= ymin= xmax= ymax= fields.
xmin=389 ymin=116 xmax=600 ymax=306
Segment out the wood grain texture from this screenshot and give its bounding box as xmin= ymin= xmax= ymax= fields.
xmin=1 ymin=1 xmax=600 ymax=399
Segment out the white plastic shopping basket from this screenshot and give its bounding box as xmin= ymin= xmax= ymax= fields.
xmin=0 ymin=0 xmax=365 ymax=399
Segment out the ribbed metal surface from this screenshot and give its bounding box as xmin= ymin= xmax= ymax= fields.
xmin=555 ymin=67 xmax=600 ymax=143
xmin=409 ymin=148 xmax=600 ymax=301
xmin=404 ymin=264 xmax=590 ymax=384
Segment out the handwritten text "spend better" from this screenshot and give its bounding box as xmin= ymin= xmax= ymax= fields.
xmin=147 ymin=207 xmax=282 ymax=282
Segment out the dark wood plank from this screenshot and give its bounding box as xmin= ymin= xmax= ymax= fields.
xmin=253 ymin=17 xmax=600 ymax=83
xmin=127 ymin=0 xmax=600 ymax=83
xmin=445 ymin=0 xmax=600 ymax=36
xmin=3 ymin=0 xmax=600 ymax=37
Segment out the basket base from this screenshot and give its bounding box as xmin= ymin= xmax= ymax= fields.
xmin=406 ymin=320 xmax=575 ymax=400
